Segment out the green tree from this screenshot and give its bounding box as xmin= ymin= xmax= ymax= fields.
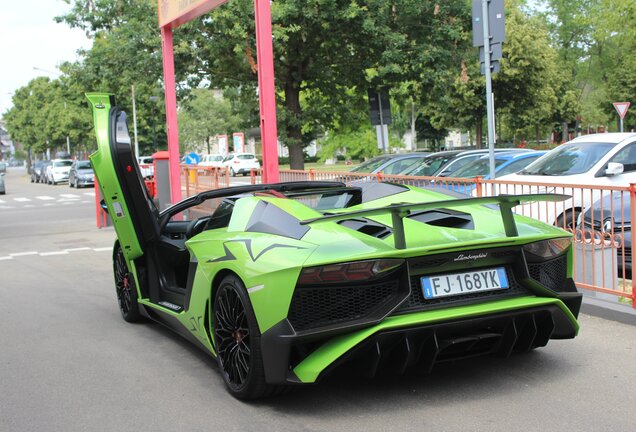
xmin=4 ymin=78 xmax=61 ymax=155
xmin=188 ymin=0 xmax=468 ymax=169
xmin=178 ymin=88 xmax=242 ymax=153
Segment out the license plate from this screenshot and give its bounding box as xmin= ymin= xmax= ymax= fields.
xmin=421 ymin=267 xmax=509 ymax=300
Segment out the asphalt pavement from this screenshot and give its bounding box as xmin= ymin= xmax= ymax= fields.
xmin=1 ymin=167 xmax=635 ymax=432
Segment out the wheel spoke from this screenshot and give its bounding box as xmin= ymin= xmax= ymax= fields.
xmin=214 ymin=284 xmax=252 ymax=389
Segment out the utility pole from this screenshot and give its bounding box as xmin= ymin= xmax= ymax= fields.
xmin=472 ymin=0 xmax=505 ymax=180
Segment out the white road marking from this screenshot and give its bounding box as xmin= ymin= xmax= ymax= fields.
xmin=0 ymin=199 xmax=5 ymax=204
xmin=83 ymin=192 xmax=96 ymax=197
xmin=39 ymin=251 xmax=69 ymax=256
xmin=0 ymin=206 xmax=15 ymax=209
xmin=9 ymin=251 xmax=38 ymax=257
xmin=14 ymin=197 xmax=31 ymax=202
xmin=60 ymin=194 xmax=80 ymax=198
xmin=0 ymin=246 xmax=113 ymax=262
xmin=35 ymin=196 xmax=55 ymax=200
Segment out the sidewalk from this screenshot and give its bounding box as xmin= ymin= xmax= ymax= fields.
xmin=580 ymin=289 xmax=636 ymax=325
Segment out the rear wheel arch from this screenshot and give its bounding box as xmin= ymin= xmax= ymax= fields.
xmin=556 ymin=207 xmax=582 ymax=231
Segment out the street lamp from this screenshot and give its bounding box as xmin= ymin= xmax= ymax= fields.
xmin=149 ymin=96 xmax=159 ymax=151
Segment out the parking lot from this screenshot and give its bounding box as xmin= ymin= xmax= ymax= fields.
xmin=0 ymin=167 xmax=635 ymax=432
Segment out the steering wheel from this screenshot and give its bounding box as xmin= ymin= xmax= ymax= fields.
xmin=185 ymin=218 xmax=210 ymax=239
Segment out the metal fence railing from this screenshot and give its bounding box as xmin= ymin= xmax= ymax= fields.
xmin=181 ymin=167 xmax=635 ymax=308
xmin=290 ymin=169 xmax=634 ymax=307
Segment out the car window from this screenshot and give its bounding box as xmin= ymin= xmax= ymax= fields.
xmin=212 ymin=155 xmax=223 ymax=161
xmin=383 ymin=157 xmax=426 ymax=175
xmin=350 ymin=156 xmax=391 ymax=173
xmin=442 ymin=155 xmax=480 ymax=175
xmin=609 ymin=143 xmax=636 ymax=173
xmin=452 ymin=158 xmax=506 ymax=178
xmin=54 ymin=161 xmax=73 ymax=167
xmin=521 ymin=142 xmax=616 ymax=175
xmin=404 ymin=155 xmax=453 ymax=176
xmin=76 ymin=161 xmax=92 ymax=170
xmin=497 ymin=156 xmax=541 ymax=176
xmin=222 ymin=155 xmax=233 ymax=162
xmin=238 ymin=154 xmax=255 ymax=160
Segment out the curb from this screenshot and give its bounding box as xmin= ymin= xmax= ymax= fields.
xmin=580 ymin=295 xmax=636 ymax=326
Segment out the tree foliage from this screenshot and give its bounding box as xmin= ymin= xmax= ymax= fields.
xmin=3 ymin=0 xmax=635 ymax=164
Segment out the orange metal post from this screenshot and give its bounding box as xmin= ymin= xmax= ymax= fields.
xmin=630 ymin=183 xmax=636 ymax=308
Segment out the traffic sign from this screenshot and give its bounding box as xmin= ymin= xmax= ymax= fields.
xmin=472 ymin=0 xmax=506 ymax=47
xmin=368 ymin=89 xmax=392 ymax=126
xmin=613 ymin=102 xmax=630 ymax=119
xmin=479 ymin=43 xmax=503 ymax=63
xmin=184 ymin=152 xmax=200 ymax=165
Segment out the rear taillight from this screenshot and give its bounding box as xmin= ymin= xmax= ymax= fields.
xmin=298 ymin=259 xmax=403 ymax=285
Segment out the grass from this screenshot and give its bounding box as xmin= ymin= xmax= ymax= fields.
xmin=617 ymin=279 xmax=634 ymax=306
xmin=278 ymin=162 xmax=357 ymax=172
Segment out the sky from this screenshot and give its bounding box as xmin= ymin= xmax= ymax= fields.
xmin=0 ymin=0 xmax=92 ymax=116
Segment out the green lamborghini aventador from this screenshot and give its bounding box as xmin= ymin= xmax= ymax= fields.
xmin=87 ymin=93 xmax=581 ymax=399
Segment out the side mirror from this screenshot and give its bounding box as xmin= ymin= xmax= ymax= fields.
xmin=100 ymin=199 xmax=109 ymax=214
xmin=605 ymin=162 xmax=624 ymax=176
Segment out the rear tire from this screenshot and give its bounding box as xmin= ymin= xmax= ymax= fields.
xmin=230 ymin=168 xmax=236 ymax=177
xmin=113 ymin=244 xmax=143 ymax=323
xmin=213 ymin=275 xmax=283 ymax=399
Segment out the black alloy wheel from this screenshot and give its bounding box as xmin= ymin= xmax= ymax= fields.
xmin=213 ymin=275 xmax=279 ymax=399
xmin=114 ymin=244 xmax=142 ymax=322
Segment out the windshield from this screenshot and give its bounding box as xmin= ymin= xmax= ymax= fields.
xmin=54 ymin=161 xmax=73 ymax=168
xmin=238 ymin=154 xmax=255 ymax=160
xmin=452 ymin=158 xmax=506 ymax=178
xmin=520 ymin=142 xmax=617 ymax=175
xmin=404 ymin=155 xmax=455 ymax=176
xmin=350 ymin=156 xmax=391 ymax=173
xmin=77 ymin=161 xmax=92 ymax=170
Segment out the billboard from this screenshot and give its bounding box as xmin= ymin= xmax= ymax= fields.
xmin=158 ymin=0 xmax=228 ymax=28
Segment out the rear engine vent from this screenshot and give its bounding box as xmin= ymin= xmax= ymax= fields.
xmin=339 ymin=218 xmax=393 ymax=239
xmin=527 ymin=255 xmax=567 ymax=292
xmin=288 ymin=280 xmax=399 ymax=331
xmin=408 ymin=209 xmax=474 ymax=230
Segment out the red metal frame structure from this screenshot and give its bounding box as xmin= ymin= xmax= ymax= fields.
xmin=158 ymin=0 xmax=280 ymax=205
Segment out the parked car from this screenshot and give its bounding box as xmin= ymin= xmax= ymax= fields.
xmin=137 ymin=156 xmax=154 ymax=179
xmin=499 ymin=133 xmax=636 ymax=228
xmin=68 ymin=160 xmax=95 ymax=188
xmin=46 ymin=159 xmax=73 ymax=185
xmin=0 ymin=172 xmax=5 ymax=194
xmin=30 ymin=161 xmax=44 ymax=182
xmin=87 ymin=93 xmax=582 ymax=399
xmin=578 ymin=193 xmax=631 ymax=274
xmin=350 ymin=152 xmax=430 ymax=175
xmin=35 ymin=162 xmax=51 ymax=183
xmin=0 ymin=162 xmax=6 ymax=174
xmin=199 ymin=154 xmax=225 ymax=168
xmin=400 ymin=148 xmax=532 ymax=178
xmin=222 ymin=152 xmax=261 ymax=176
xmin=445 ymin=151 xmax=547 ymax=194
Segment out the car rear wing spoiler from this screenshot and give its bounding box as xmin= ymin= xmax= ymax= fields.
xmin=300 ymin=194 xmax=571 ymax=249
